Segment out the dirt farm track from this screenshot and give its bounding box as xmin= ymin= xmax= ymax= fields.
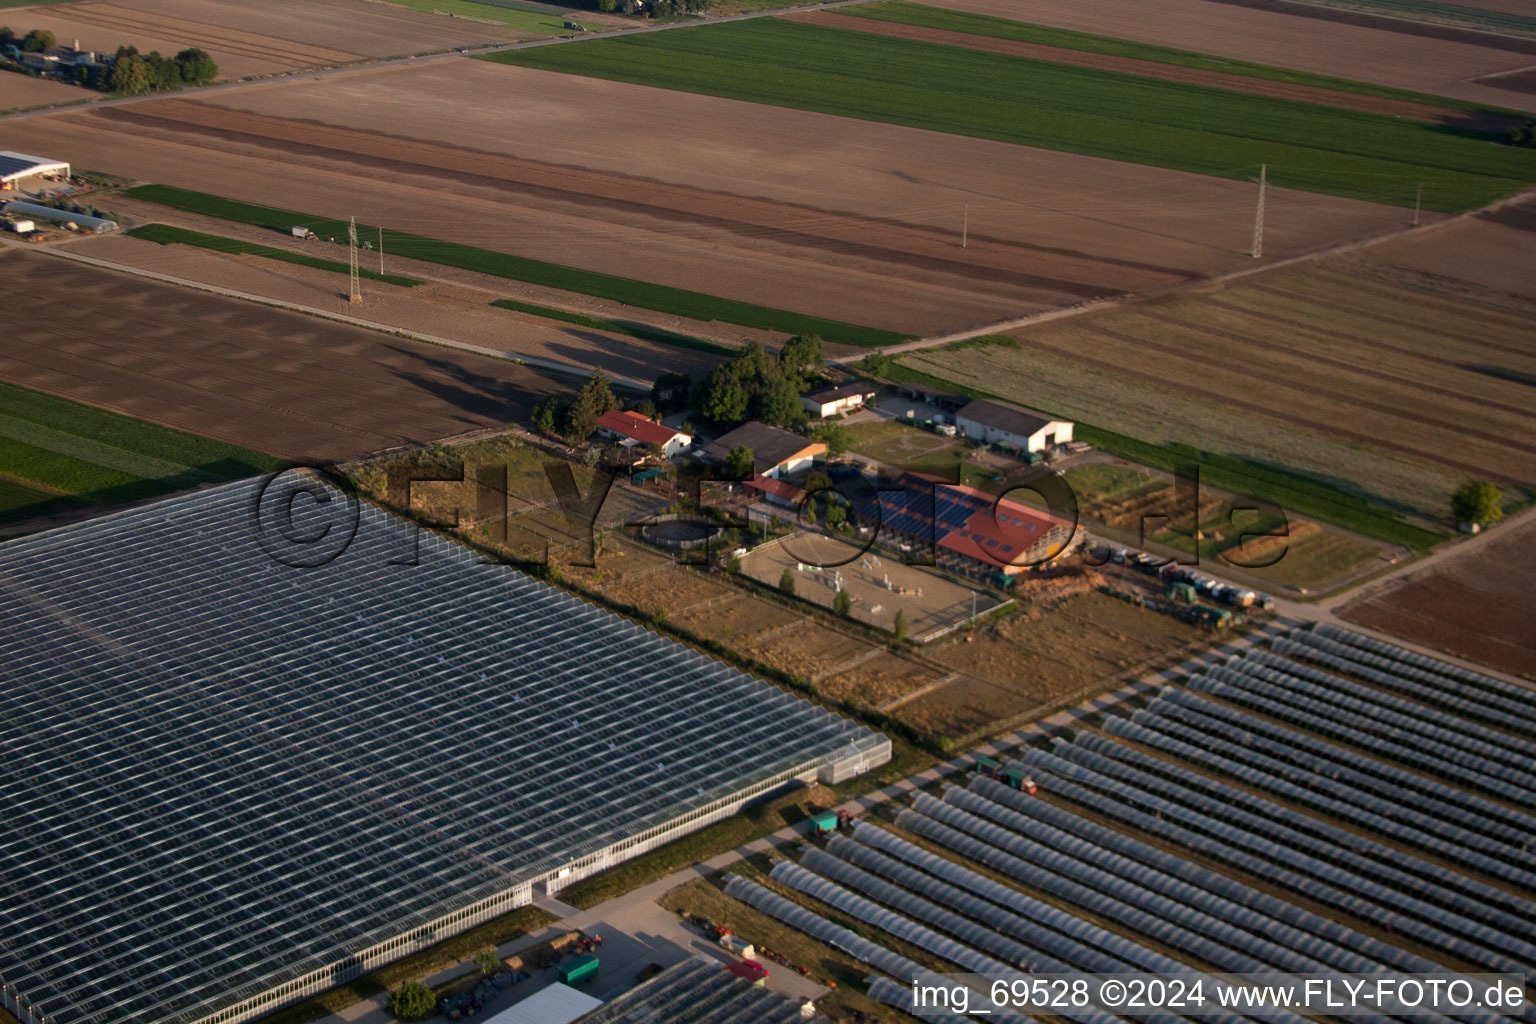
xmin=0 ymin=249 xmax=570 ymax=462
xmin=0 ymin=57 xmax=1418 ymax=338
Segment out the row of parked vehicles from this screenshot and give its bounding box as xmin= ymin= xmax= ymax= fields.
xmin=1112 ymin=548 xmax=1275 ymax=612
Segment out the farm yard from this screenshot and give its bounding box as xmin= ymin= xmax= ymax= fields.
xmin=0 ymin=56 xmax=1424 ymax=344
xmin=0 ymin=250 xmax=570 ymax=463
xmin=485 ymin=16 xmax=1536 ymax=211
xmin=0 ymin=0 xmax=542 ymax=80
xmin=714 ymin=623 xmax=1536 ymax=1024
xmin=899 ymin=239 xmax=1536 ymax=546
xmin=0 ymin=379 xmax=281 ymax=529
xmin=738 ymin=534 xmax=1005 ymax=639
xmin=1341 ymin=515 xmax=1536 ymax=679
xmin=919 ymin=0 xmax=1536 ymax=109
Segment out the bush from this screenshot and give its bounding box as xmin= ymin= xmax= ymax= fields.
xmin=387 ymin=980 xmax=435 ymax=1020
xmin=833 ymin=588 xmax=852 ymax=618
xmin=893 ymin=609 xmax=908 ymax=642
xmin=1450 ymin=480 xmax=1502 ymax=527
xmin=779 ymin=568 xmax=795 ymax=596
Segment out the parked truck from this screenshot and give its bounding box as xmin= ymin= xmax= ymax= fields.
xmin=291 ymin=226 xmax=316 ymax=240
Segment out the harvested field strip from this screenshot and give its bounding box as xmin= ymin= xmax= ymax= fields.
xmin=1201 ymin=293 xmax=1536 ymax=377
xmin=97 ymin=100 xmax=1161 ymax=299
xmin=122 ymin=183 xmax=910 ymax=347
xmin=1246 ymin=277 xmax=1536 ymax=355
xmin=885 ymin=361 xmax=1447 ymax=550
xmin=62 ymin=2 xmax=361 ymax=66
xmin=128 ymin=223 xmax=426 ymax=288
xmin=1249 ymin=0 xmax=1536 ymax=39
xmin=483 ymin=18 xmax=1536 ymax=211
xmin=1084 ymin=315 xmax=1536 ymax=447
xmin=1139 ymin=305 xmax=1536 ymax=423
xmin=790 ymin=10 xmax=1466 ymax=123
xmin=1026 ymin=323 xmax=1530 ymax=482
xmin=837 ymin=1 xmax=1519 ymax=113
xmin=492 ymin=300 xmax=734 ymax=356
xmin=1301 ymin=258 xmax=1536 ymax=328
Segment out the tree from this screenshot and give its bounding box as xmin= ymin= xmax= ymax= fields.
xmin=651 ymin=370 xmax=691 ymax=414
xmin=106 ymin=48 xmax=151 ymax=95
xmin=1451 ymin=480 xmax=1502 ymax=526
xmin=142 ymin=50 xmax=180 ymax=91
xmin=174 ymin=46 xmax=218 ymax=85
xmin=858 ymin=352 xmax=894 ymax=377
xmin=833 ymin=588 xmax=852 ymax=618
xmin=1508 ymin=120 xmax=1536 ymax=148
xmin=810 ymin=421 xmax=852 ymax=456
xmin=778 ymin=334 xmax=824 ymax=381
xmin=697 ymin=365 xmax=749 ymax=425
xmin=531 ymin=395 xmax=566 ymax=437
xmin=893 ymin=609 xmax=909 ymax=643
xmin=387 ymin=980 xmax=436 ymax=1020
xmin=0 ymin=28 xmax=14 ymax=48
xmin=20 ymin=28 xmax=54 ymax=53
xmin=779 ymin=568 xmax=795 ymax=595
xmin=633 ymin=398 xmax=657 ymax=418
xmin=752 ymin=374 xmax=806 ymax=427
xmin=564 ymin=371 xmax=617 ymax=441
xmin=474 ymin=948 xmax=501 ymax=978
xmin=726 ymin=554 xmax=741 ymax=575
xmin=825 ymin=502 xmax=846 ymax=528
xmin=725 ymin=445 xmax=755 ymax=480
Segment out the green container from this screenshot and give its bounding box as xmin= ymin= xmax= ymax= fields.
xmin=560 ymin=953 xmax=600 ymax=985
xmin=811 ymin=812 xmax=840 ymax=833
xmin=972 ymin=755 xmax=1002 ymax=775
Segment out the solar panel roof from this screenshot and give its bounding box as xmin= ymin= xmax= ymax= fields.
xmin=0 ymin=474 xmax=886 ymax=1024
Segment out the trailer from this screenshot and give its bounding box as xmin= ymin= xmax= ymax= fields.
xmin=1002 ymin=767 xmax=1037 ymax=794
xmin=972 ymin=755 xmax=1003 ymax=779
xmin=559 ymin=953 xmax=599 ymax=986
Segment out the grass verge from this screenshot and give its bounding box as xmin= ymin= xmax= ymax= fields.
xmin=492 ymin=298 xmax=736 ymax=356
xmin=481 ymin=17 xmax=1536 ymax=212
xmin=122 ymin=184 xmax=910 ymax=347
xmin=128 ymin=223 xmax=426 ymax=287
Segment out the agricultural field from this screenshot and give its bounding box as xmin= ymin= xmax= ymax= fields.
xmin=1341 ymin=516 xmax=1536 ymax=679
xmin=4 ymin=58 xmax=1423 ymax=344
xmin=0 ymin=380 xmax=282 ymax=529
xmin=127 ymin=223 xmax=425 ymax=287
xmin=0 ymin=71 xmax=93 ymax=112
xmin=0 ymin=250 xmax=571 ymax=462
xmin=719 ymin=624 xmax=1536 ymax=1024
xmin=0 ymin=0 xmax=537 ymax=79
xmin=906 ymin=587 xmax=1204 ymax=735
xmin=900 ymin=236 xmax=1536 ymax=545
xmin=364 ymin=0 xmax=607 ymax=35
xmin=484 ymin=17 xmax=1536 ymax=211
xmin=921 ymin=0 xmax=1536 ymax=109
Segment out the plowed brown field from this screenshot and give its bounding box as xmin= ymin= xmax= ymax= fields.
xmin=0 ymin=250 xmax=567 ymax=462
xmin=2 ymin=0 xmax=528 ymax=78
xmin=1341 ymin=517 xmax=1536 ymax=679
xmin=0 ymin=74 xmax=94 ymax=113
xmin=1 ymin=59 xmax=1414 ymax=338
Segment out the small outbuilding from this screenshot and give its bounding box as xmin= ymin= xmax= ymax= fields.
xmin=801 ymin=383 xmax=876 ymax=419
xmin=597 ymin=409 xmax=692 ymax=459
xmin=704 ymin=422 xmax=825 ymax=479
xmin=955 ymin=399 xmax=1073 ymax=453
xmin=1 ymin=200 xmax=115 ymax=234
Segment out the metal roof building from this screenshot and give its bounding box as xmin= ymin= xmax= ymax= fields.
xmin=0 ymin=152 xmax=70 ymax=188
xmin=0 ymin=473 xmax=888 ymax=1024
xmin=580 ymin=956 xmax=827 ymax=1023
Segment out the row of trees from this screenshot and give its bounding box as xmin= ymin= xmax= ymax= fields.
xmin=95 ymin=45 xmax=218 ymax=95
xmin=0 ymin=27 xmax=55 ymax=53
xmin=572 ymin=0 xmax=710 ymax=14
xmin=0 ymin=28 xmax=217 ymax=95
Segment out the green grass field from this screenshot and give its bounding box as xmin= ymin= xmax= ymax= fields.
xmin=0 ymin=383 xmax=285 ymax=525
xmin=128 ymin=223 xmax=426 ymax=288
xmin=1288 ymin=0 xmax=1536 ymax=39
xmin=841 ymin=1 xmax=1528 ymax=112
xmin=482 ymin=18 xmax=1536 ymax=211
xmin=492 ymin=298 xmax=735 ymax=355
xmin=123 ymin=184 xmax=908 ymax=347
xmin=364 ymin=0 xmax=576 ymax=34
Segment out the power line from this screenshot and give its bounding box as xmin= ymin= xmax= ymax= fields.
xmin=348 ymin=216 xmax=361 ymax=304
